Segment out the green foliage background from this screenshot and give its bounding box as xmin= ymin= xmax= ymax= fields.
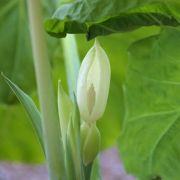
xmin=1 ymin=0 xmax=180 ymax=179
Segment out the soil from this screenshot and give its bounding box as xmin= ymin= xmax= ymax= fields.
xmin=0 ymin=147 xmax=135 ymax=180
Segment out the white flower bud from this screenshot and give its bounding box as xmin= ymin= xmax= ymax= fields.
xmin=77 ymin=39 xmax=111 ymax=122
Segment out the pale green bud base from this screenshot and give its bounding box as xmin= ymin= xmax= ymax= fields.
xmin=80 ymin=122 xmax=101 ymax=166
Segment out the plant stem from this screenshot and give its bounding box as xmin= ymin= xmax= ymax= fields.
xmin=62 ymin=35 xmax=85 ymax=179
xmin=62 ymin=35 xmax=80 ymax=100
xmin=27 ymin=0 xmax=64 ymax=179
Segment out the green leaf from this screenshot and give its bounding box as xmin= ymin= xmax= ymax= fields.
xmin=118 ymin=27 xmax=180 ymax=180
xmin=64 ymin=135 xmax=76 ymax=180
xmin=2 ymin=74 xmax=43 ymax=150
xmin=0 ymin=0 xmax=35 ymax=103
xmin=90 ymin=157 xmax=101 ymax=180
xmin=0 ymin=0 xmax=59 ymax=104
xmin=58 ymin=83 xmax=84 ymax=179
xmin=57 ymin=81 xmax=75 ymax=180
xmin=67 ymin=96 xmax=84 ymax=180
xmin=58 ymin=81 xmax=73 ymax=142
xmin=45 ymin=0 xmax=180 ymax=40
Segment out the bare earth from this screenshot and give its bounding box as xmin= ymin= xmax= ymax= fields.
xmin=0 ymin=147 xmax=135 ymax=180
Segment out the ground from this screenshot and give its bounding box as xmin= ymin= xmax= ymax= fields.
xmin=0 ymin=147 xmax=135 ymax=180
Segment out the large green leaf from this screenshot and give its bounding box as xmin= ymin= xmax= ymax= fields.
xmin=45 ymin=0 xmax=180 ymax=40
xmin=118 ymin=27 xmax=180 ymax=180
xmin=0 ymin=0 xmax=59 ymax=104
xmin=2 ymin=74 xmax=43 ymax=149
xmin=0 ymin=0 xmax=35 ymax=103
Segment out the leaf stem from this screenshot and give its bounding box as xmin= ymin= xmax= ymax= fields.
xmin=27 ymin=0 xmax=64 ymax=179
xmin=62 ymin=34 xmax=80 ymax=100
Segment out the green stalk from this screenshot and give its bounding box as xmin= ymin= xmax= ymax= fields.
xmin=62 ymin=35 xmax=80 ymax=100
xmin=27 ymin=1 xmax=64 ymax=179
xmin=62 ymin=35 xmax=85 ymax=179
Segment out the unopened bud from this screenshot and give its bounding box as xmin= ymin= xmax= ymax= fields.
xmin=80 ymin=122 xmax=100 ymax=166
xmin=77 ymin=39 xmax=111 ymax=123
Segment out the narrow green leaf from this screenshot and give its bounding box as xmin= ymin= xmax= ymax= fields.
xmin=64 ymin=134 xmax=76 ymax=180
xmin=67 ymin=95 xmax=85 ymax=180
xmin=58 ymin=83 xmax=84 ymax=179
xmin=58 ymin=80 xmax=73 ymax=142
xmin=1 ymin=73 xmax=43 ymax=149
xmin=90 ymin=156 xmax=101 ymax=180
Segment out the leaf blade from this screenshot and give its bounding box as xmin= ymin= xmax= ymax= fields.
xmin=118 ymin=27 xmax=180 ymax=179
xmin=2 ymin=73 xmax=43 ymax=149
xmin=45 ymin=0 xmax=180 ymax=39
